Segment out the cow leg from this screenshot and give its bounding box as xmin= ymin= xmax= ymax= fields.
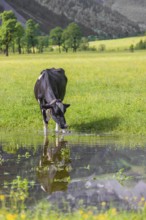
xmin=43 ymin=122 xmax=48 ymax=136
xmin=42 ymin=110 xmax=48 ymax=136
xmin=38 ymin=97 xmax=51 ymax=136
xmin=42 ymin=109 xmax=51 ymax=136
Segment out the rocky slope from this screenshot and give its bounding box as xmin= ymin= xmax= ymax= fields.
xmin=0 ymin=0 xmax=143 ymax=38
xmin=103 ymin=0 xmax=146 ymax=29
xmin=33 ymin=0 xmax=141 ymax=38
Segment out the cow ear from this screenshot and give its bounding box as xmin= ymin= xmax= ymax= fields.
xmin=42 ymin=104 xmax=53 ymax=110
xmin=64 ymin=104 xmax=70 ymax=109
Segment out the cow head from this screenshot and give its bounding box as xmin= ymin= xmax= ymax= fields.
xmin=42 ymin=100 xmax=70 ymax=129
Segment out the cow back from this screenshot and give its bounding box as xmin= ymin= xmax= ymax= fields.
xmin=34 ymin=68 xmax=67 ymax=102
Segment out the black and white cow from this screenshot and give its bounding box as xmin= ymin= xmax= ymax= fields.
xmin=34 ymin=68 xmax=70 ymax=135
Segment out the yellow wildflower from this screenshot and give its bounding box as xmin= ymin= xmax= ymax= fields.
xmin=79 ymin=210 xmax=84 ymax=215
xmin=141 ymin=197 xmax=145 ymax=202
xmin=6 ymin=213 xmax=17 ymax=220
xmin=20 ymin=212 xmax=26 ymax=219
xmin=111 ymin=208 xmax=117 ymax=216
xmin=83 ymin=213 xmax=88 ymax=219
xmin=0 ymin=194 xmax=5 ymax=201
xmin=97 ymin=213 xmax=107 ymax=220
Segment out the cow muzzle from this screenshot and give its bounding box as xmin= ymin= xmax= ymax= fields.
xmin=60 ymin=124 xmax=68 ymax=129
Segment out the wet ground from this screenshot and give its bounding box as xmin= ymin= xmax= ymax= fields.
xmin=0 ymin=133 xmax=146 ymax=211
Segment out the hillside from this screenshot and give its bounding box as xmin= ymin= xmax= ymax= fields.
xmin=3 ymin=0 xmax=95 ymax=36
xmin=0 ymin=0 xmax=143 ymax=38
xmin=0 ymin=0 xmax=26 ymax=25
xmin=33 ymin=0 xmax=141 ymax=38
xmin=103 ymin=0 xmax=146 ymax=29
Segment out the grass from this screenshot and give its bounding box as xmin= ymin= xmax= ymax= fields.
xmin=0 ymin=48 xmax=146 ymax=219
xmin=0 ymin=198 xmax=146 ymax=220
xmin=89 ymin=35 xmax=146 ymax=51
xmin=0 ymin=50 xmax=146 ymax=136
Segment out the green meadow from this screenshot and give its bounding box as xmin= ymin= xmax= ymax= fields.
xmin=0 ymin=50 xmax=146 ymax=136
xmin=1 ymin=40 xmax=146 ymax=220
xmin=89 ymin=35 xmax=146 ymax=51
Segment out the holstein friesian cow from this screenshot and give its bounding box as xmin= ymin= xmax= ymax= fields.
xmin=34 ymin=68 xmax=70 ymax=135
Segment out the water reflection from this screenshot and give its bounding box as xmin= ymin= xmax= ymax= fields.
xmin=37 ymin=136 xmax=71 ymax=194
xmin=0 ymin=135 xmax=146 ymax=211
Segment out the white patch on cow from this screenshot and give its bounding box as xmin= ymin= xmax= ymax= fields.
xmin=56 ymin=102 xmax=64 ymax=113
xmin=38 ymin=74 xmax=43 ymax=80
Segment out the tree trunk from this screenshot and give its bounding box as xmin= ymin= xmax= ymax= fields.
xmin=32 ymin=46 xmax=35 ymax=53
xmin=18 ymin=44 xmax=21 ymax=54
xmin=18 ymin=39 xmax=21 ymax=54
xmin=5 ymin=43 xmax=9 ymax=56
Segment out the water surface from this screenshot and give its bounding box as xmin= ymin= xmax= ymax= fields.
xmin=0 ymin=133 xmax=146 ymax=211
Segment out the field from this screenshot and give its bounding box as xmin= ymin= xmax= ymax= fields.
xmin=0 ymin=45 xmax=146 ymax=220
xmin=89 ymin=35 xmax=146 ymax=51
xmin=0 ymin=50 xmax=146 ymax=136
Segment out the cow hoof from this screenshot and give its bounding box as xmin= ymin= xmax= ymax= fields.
xmin=62 ymin=129 xmax=66 ymax=134
xmin=62 ymin=130 xmax=71 ymax=134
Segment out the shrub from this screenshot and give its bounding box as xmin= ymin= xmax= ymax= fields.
xmin=129 ymin=44 xmax=134 ymax=52
xmin=98 ymin=44 xmax=106 ymax=52
xmin=135 ymin=39 xmax=146 ymax=50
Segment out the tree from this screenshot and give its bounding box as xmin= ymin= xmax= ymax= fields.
xmin=49 ymin=27 xmax=63 ymax=53
xmin=135 ymin=40 xmax=146 ymax=50
xmin=79 ymin=37 xmax=89 ymax=51
xmin=25 ymin=19 xmax=40 ymax=53
xmin=15 ymin=22 xmax=25 ymax=54
xmin=62 ymin=28 xmax=70 ymax=52
xmin=0 ymin=10 xmax=17 ymax=56
xmin=129 ymin=44 xmax=134 ymax=52
xmin=65 ymin=23 xmax=82 ymax=52
xmin=37 ymin=36 xmax=49 ymax=53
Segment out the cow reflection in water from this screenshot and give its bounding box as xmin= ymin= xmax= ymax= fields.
xmin=37 ymin=136 xmax=71 ymax=194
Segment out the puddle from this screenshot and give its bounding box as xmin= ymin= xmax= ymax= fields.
xmin=0 ymin=134 xmax=146 ymax=211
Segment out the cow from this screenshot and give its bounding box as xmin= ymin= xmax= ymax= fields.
xmin=37 ymin=135 xmax=71 ymax=194
xmin=34 ymin=68 xmax=70 ymax=135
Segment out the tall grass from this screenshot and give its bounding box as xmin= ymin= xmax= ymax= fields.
xmin=0 ymin=51 xmax=146 ymax=135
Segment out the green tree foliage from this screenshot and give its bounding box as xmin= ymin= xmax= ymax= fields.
xmin=65 ymin=22 xmax=82 ymax=52
xmin=98 ymin=44 xmax=106 ymax=52
xmin=79 ymin=37 xmax=89 ymax=51
xmin=135 ymin=39 xmax=146 ymax=50
xmin=37 ymin=36 xmax=49 ymax=53
xmin=15 ymin=22 xmax=25 ymax=54
xmin=129 ymin=44 xmax=134 ymax=52
xmin=0 ymin=10 xmax=83 ymax=55
xmin=62 ymin=28 xmax=70 ymax=52
xmin=25 ymin=19 xmax=40 ymax=53
xmin=49 ymin=23 xmax=82 ymax=52
xmin=49 ymin=26 xmax=63 ymax=53
xmin=0 ymin=10 xmax=18 ymax=56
